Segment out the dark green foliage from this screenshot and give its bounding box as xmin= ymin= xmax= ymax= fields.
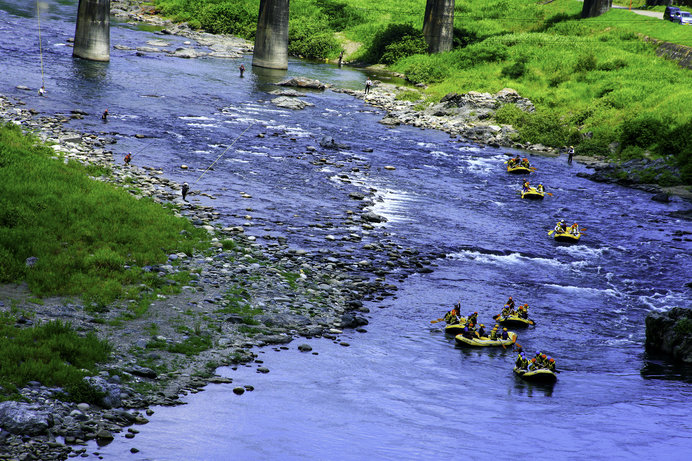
xmin=0 ymin=316 xmax=111 ymax=402
xmin=198 ymin=2 xmax=257 ymax=37
xmin=516 ymin=109 xmax=571 ymax=147
xmin=288 ymin=14 xmax=340 ymax=59
xmin=573 ymin=53 xmax=597 ymax=73
xmin=318 ymin=0 xmax=364 ymax=31
xmin=657 ymin=118 xmax=692 ymax=183
xmin=619 ymin=115 xmax=667 ymax=149
xmin=364 ymin=23 xmax=426 ymax=64
xmin=452 ymin=27 xmax=480 ymax=49
xmin=501 ymin=59 xmax=527 ymax=79
xmin=674 ymin=318 xmax=692 ymax=336
xmin=577 ymin=137 xmax=612 ymax=157
xmin=147 ymin=334 xmax=213 ymax=356
xmin=402 ymin=59 xmax=450 ymax=84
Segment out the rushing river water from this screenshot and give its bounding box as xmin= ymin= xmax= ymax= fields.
xmin=2 ymin=2 xmax=692 ymax=460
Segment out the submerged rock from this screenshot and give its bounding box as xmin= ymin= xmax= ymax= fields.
xmin=645 ymin=307 xmax=692 ymax=363
xmin=271 ymin=96 xmax=314 ymax=110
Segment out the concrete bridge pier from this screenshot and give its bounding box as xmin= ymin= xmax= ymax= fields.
xmin=252 ymin=0 xmax=290 ymax=70
xmin=73 ymin=0 xmax=110 ymax=62
xmin=423 ymin=0 xmax=455 ymax=54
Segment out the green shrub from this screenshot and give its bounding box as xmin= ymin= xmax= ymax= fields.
xmin=501 ymin=59 xmax=527 ymax=79
xmin=619 ymin=115 xmax=667 ymax=149
xmin=381 ymin=34 xmax=427 ymax=65
xmin=318 ymin=0 xmax=365 ymax=31
xmin=400 ymin=57 xmax=450 ymax=84
xmin=289 ymin=15 xmax=340 ymax=59
xmin=494 ymin=104 xmax=525 ymax=126
xmin=364 ymin=23 xmax=426 ymax=64
xmin=577 ymin=137 xmax=612 ymax=157
xmin=198 ymin=3 xmax=257 ymax=37
xmin=573 ymin=53 xmax=597 ymax=73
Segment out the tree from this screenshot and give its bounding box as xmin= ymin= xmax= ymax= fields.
xmin=581 ymin=0 xmax=612 ymax=18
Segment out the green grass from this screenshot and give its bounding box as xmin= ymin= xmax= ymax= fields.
xmin=0 ymin=314 xmax=111 ymax=402
xmin=0 ymin=124 xmax=211 ymax=306
xmin=146 ymin=334 xmax=213 ymax=356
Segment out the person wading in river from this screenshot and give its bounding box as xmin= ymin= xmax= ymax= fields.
xmin=182 ymin=182 xmax=189 ymax=201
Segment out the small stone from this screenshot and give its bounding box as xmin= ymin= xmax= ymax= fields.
xmin=257 ymin=367 xmax=270 ymax=373
xmin=180 ymin=164 xmax=188 ymax=169
xmin=298 ymin=344 xmax=312 ymax=352
xmin=130 ymin=448 xmax=140 ymax=453
xmin=233 ymin=387 xmax=245 ymax=395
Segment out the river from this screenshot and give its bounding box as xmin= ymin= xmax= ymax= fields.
xmin=1 ymin=2 xmax=692 ymax=460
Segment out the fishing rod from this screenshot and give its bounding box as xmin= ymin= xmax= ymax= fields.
xmin=194 ymin=123 xmax=254 ymax=184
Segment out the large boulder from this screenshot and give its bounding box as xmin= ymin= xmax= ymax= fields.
xmin=340 ymin=312 xmax=369 ymax=329
xmin=277 ymin=77 xmax=326 ymax=90
xmin=0 ymin=401 xmax=53 ymax=435
xmin=645 ymin=307 xmax=692 ymax=363
xmin=84 ymin=376 xmax=122 ymax=409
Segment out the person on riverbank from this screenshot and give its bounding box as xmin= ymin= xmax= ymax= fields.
xmin=239 ymin=64 xmax=245 ymax=77
xmin=365 ymin=78 xmax=373 ymax=95
xmin=338 ymin=50 xmax=344 ymax=67
xmin=182 ymin=182 xmax=189 ymax=201
xmin=568 ymin=146 xmax=574 ymax=164
xmin=124 ymin=152 xmax=132 ymax=165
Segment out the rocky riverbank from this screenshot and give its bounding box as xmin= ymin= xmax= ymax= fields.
xmin=0 ymin=88 xmax=439 ymax=459
xmin=645 ymin=307 xmax=692 ymax=364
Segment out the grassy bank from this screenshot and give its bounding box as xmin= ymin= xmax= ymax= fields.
xmin=0 ymin=123 xmax=210 ymax=308
xmin=0 ymin=315 xmax=111 ymax=401
xmin=152 ymin=0 xmax=691 ymax=184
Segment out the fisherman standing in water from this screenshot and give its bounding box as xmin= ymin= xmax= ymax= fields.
xmin=182 ymin=182 xmax=189 ymax=201
xmin=101 ymin=109 xmax=109 ymax=121
xmin=239 ymin=64 xmax=245 ymax=77
xmin=124 ymin=152 xmax=132 ymax=165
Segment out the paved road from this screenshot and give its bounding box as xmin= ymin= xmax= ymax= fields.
xmin=613 ymin=6 xmax=664 ymax=19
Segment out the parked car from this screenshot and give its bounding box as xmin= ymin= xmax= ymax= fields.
xmin=663 ymin=6 xmax=681 ymax=21
xmin=673 ymin=11 xmax=692 ymax=24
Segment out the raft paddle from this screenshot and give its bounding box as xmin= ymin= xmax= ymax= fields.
xmin=548 ymin=230 xmax=555 ymax=236
xmin=430 ymin=318 xmax=444 ymax=324
xmin=545 ymin=192 xmax=554 ymax=196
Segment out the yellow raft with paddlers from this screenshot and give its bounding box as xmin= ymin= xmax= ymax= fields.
xmin=553 ymin=231 xmax=581 ymax=243
xmin=455 ymin=331 xmax=517 ymax=347
xmin=521 ymin=187 xmax=544 ymax=200
xmin=513 ymin=366 xmax=558 ymax=384
xmin=495 ymin=315 xmax=535 ymax=328
xmin=507 ymin=165 xmax=532 ymax=174
xmin=444 ymin=321 xmax=468 ymax=336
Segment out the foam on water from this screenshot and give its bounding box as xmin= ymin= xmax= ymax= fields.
xmin=544 ymin=283 xmax=619 ymax=297
xmin=448 ymin=250 xmax=565 ymax=268
xmin=368 ymin=188 xmax=420 ymax=223
xmin=179 ymin=116 xmax=216 ymax=121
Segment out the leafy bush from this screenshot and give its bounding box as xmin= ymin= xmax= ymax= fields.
xmin=289 ymin=14 xmax=340 ymax=59
xmin=364 ymin=23 xmax=426 ymax=64
xmin=198 ymin=3 xmax=257 ymax=37
xmin=494 ymin=104 xmax=525 ymax=126
xmin=577 ymin=137 xmax=612 ymax=157
xmin=400 ymin=58 xmax=450 ymax=84
xmin=318 ymin=0 xmax=365 ymax=31
xmin=501 ymin=59 xmax=527 ymax=79
xmin=619 ymin=115 xmax=667 ymax=150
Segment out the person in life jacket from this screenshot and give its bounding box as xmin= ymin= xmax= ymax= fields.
xmin=521 ymin=157 xmax=530 ymax=167
xmin=529 ymin=358 xmax=539 ymax=370
xmin=462 ymin=323 xmax=475 ymax=339
xmin=518 ymin=303 xmax=529 ymax=319
xmin=467 ymin=311 xmax=478 ymax=326
xmin=477 ymin=324 xmax=486 ymax=338
xmin=489 ymin=327 xmax=498 ymax=340
xmin=540 ymin=354 xmax=548 ymax=367
xmin=546 ymin=357 xmax=556 ymax=372
xmin=570 ymin=223 xmax=580 ymax=235
xmin=515 ymin=352 xmax=526 ymax=369
xmin=101 ymin=109 xmax=108 ymax=121
xmin=444 ymin=307 xmax=460 ymax=325
xmin=124 ymin=153 xmax=132 ymax=165
xmin=501 ymin=327 xmax=509 ymax=340
xmin=555 ymin=219 xmax=567 ymax=234
xmin=505 ymin=296 xmax=515 ymax=310
xmin=522 ymin=180 xmax=531 ymax=192
xmin=536 ymin=183 xmax=544 ymax=193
